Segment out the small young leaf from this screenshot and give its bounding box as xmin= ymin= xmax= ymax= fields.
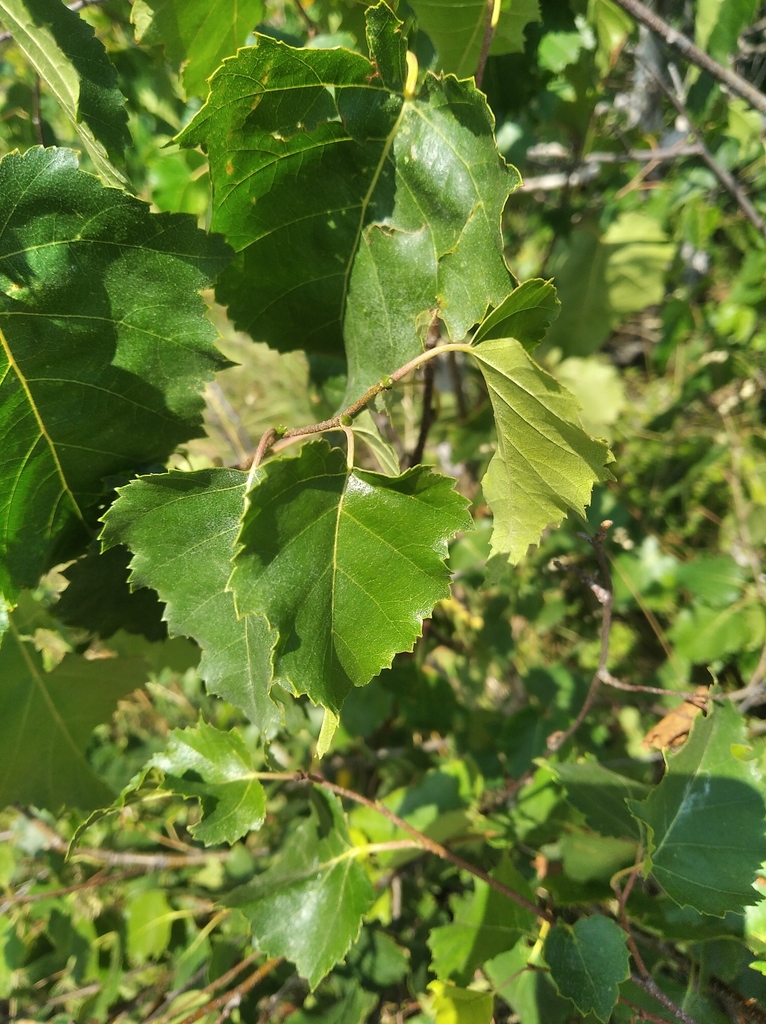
xmin=0 ymin=602 xmax=146 ymax=810
xmin=544 ymin=916 xmax=630 ymax=1022
xmin=428 ymin=856 xmax=536 ymax=982
xmin=428 ymin=981 xmax=493 ymax=1024
xmin=0 ymin=0 xmax=128 ymax=184
xmin=470 ymin=337 xmax=613 ymax=564
xmin=229 ymin=440 xmax=471 ymax=712
xmin=472 ymin=279 xmax=560 ymax=350
xmin=132 ymin=0 xmax=264 ymax=98
xmin=225 ymin=790 xmax=375 ymax=987
xmin=102 ymin=469 xmax=281 ymax=732
xmin=0 ymin=148 xmax=232 ymax=598
xmin=630 ymin=701 xmax=766 ymax=916
xmin=151 ymin=721 xmax=266 ymax=845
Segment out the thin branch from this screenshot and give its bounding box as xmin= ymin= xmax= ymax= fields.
xmin=301 ymin=770 xmax=556 ymax=924
xmin=475 ymin=0 xmax=498 ymax=88
xmin=611 ymin=0 xmax=766 ymax=116
xmin=1 ymin=867 xmax=145 ymax=909
xmin=630 ymin=974 xmax=700 ymax=1024
xmin=619 ymin=996 xmax=679 ymax=1024
xmin=291 ymin=0 xmax=316 ymax=38
xmin=634 ymin=55 xmax=766 ymax=238
xmin=547 ymin=521 xmax=614 ymax=752
xmin=245 ymin=341 xmax=473 ymax=469
xmin=173 ymin=958 xmax=283 ymax=1024
xmin=405 ymin=312 xmax=440 ymax=467
xmin=599 ymin=670 xmax=727 ymax=702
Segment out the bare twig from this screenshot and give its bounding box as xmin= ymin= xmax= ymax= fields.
xmin=1 ymin=867 xmax=146 ymax=910
xmin=547 ymin=521 xmax=614 ymax=752
xmin=301 ymin=770 xmax=555 ymax=924
xmin=599 ymin=670 xmax=727 ymax=702
xmin=619 ymin=996 xmax=680 ymax=1024
xmin=611 ymin=0 xmax=766 ymax=116
xmin=630 ymin=974 xmax=700 ymax=1024
xmin=173 ymin=958 xmax=283 ymax=1024
xmin=475 ymin=0 xmax=498 ymax=88
xmin=405 ymin=312 xmax=441 ymax=467
xmin=634 ymin=55 xmax=766 ymax=238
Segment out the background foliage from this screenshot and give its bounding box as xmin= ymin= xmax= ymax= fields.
xmin=2 ymin=1 xmax=766 ymax=1022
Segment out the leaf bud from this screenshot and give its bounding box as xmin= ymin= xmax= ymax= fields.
xmin=339 ymin=413 xmax=353 ymax=426
xmin=380 ymin=375 xmax=394 ymax=390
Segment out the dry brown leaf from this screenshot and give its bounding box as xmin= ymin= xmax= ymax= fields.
xmin=643 ymin=686 xmax=710 ymax=751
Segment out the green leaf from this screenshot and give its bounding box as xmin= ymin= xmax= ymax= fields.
xmin=544 ymin=916 xmax=630 ymax=1022
xmin=586 ymin=0 xmax=633 ymax=77
xmin=487 ymin=939 xmax=572 ymax=1024
xmin=695 ymin=0 xmax=759 ymax=61
xmin=544 ymin=214 xmax=674 ymax=357
xmin=560 ymin=830 xmax=636 ymax=882
xmin=179 ymin=3 xmax=519 ymax=399
xmin=0 ymin=601 xmax=147 ymax=810
xmin=429 ymin=981 xmax=494 ymax=1024
xmin=229 ymin=440 xmax=471 ymax=712
xmin=428 ymin=855 xmax=536 ymax=982
xmin=151 ymin=722 xmax=266 ymax=845
xmin=629 ymin=701 xmax=766 ymax=917
xmin=226 ymin=790 xmax=375 ymax=987
xmin=126 ymin=889 xmax=173 ymax=964
xmin=469 ymin=337 xmax=613 ymax=564
xmin=351 ymin=409 xmax=401 ymax=476
xmin=410 ymin=0 xmax=541 ymax=78
xmin=553 ymin=761 xmax=650 ymax=840
xmin=56 ymin=544 xmax=167 ymax=642
xmin=472 ymin=279 xmax=560 ymax=350
xmin=101 ymin=469 xmax=282 ymax=732
xmin=669 ymin=603 xmax=761 ymax=662
xmin=131 ymin=0 xmax=264 ymax=98
xmin=0 ymin=147 xmax=232 ymax=599
xmin=0 ymin=0 xmax=128 ymax=185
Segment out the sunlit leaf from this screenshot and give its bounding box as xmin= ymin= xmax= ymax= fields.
xmin=0 ymin=147 xmax=232 ymax=599
xmin=151 ymin=721 xmax=266 ymax=845
xmin=229 ymin=440 xmax=471 ymax=712
xmin=630 ymin=701 xmax=766 ymax=916
xmin=101 ymin=469 xmax=281 ymax=732
xmin=226 ymin=790 xmax=375 ymax=987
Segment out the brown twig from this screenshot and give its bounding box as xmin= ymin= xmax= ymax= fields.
xmin=633 ymin=55 xmax=766 ymax=238
xmin=630 ymin=974 xmax=700 ymax=1024
xmin=547 ymin=521 xmax=614 ymax=752
xmin=619 ymin=996 xmax=679 ymax=1024
xmin=173 ymin=958 xmax=283 ymax=1024
xmin=611 ymin=0 xmax=766 ymax=116
xmin=405 ymin=312 xmax=441 ymax=467
xmin=301 ymin=770 xmax=555 ymax=924
xmin=2 ymin=867 xmax=145 ymax=909
xmin=475 ymin=0 xmax=497 ymax=88
xmin=599 ymin=670 xmax=727 ymax=702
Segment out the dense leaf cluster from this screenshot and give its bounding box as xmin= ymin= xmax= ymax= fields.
xmin=1 ymin=1 xmax=766 ymax=1022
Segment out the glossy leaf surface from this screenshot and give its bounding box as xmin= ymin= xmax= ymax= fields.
xmin=131 ymin=0 xmax=264 ymax=98
xmin=0 ymin=603 xmax=146 ymax=810
xmin=101 ymin=469 xmax=281 ymax=731
xmin=151 ymin=721 xmax=266 ymax=845
xmin=0 ymin=147 xmax=231 ymax=598
xmin=0 ymin=0 xmax=128 ymax=184
xmin=544 ymin=915 xmax=629 ymax=1022
xmin=630 ymin=701 xmax=766 ymax=916
xmin=229 ymin=441 xmax=471 ymax=712
xmin=226 ymin=790 xmax=375 ymax=987
xmin=470 ymin=336 xmax=613 ymax=564
xmin=179 ymin=3 xmax=519 ymax=400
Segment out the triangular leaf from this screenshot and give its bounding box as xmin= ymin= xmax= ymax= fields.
xmin=470 ymin=337 xmax=613 ymax=564
xmin=132 ymin=0 xmax=265 ymax=98
xmin=629 ymin=701 xmax=766 ymax=917
xmin=225 ymin=790 xmax=375 ymax=987
xmin=410 ymin=0 xmax=541 ymax=78
xmin=472 ymin=279 xmax=560 ymax=350
xmin=179 ymin=3 xmax=519 ymax=402
xmin=0 ymin=600 xmax=146 ymax=810
xmin=101 ymin=469 xmax=282 ymax=732
xmin=0 ymin=147 xmax=232 ymax=598
xmin=544 ymin=916 xmax=630 ymax=1022
xmin=0 ymin=0 xmax=128 ymax=184
xmin=151 ymin=721 xmax=266 ymax=845
xmin=428 ymin=856 xmax=536 ymax=982
xmin=229 ymin=440 xmax=472 ymax=712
